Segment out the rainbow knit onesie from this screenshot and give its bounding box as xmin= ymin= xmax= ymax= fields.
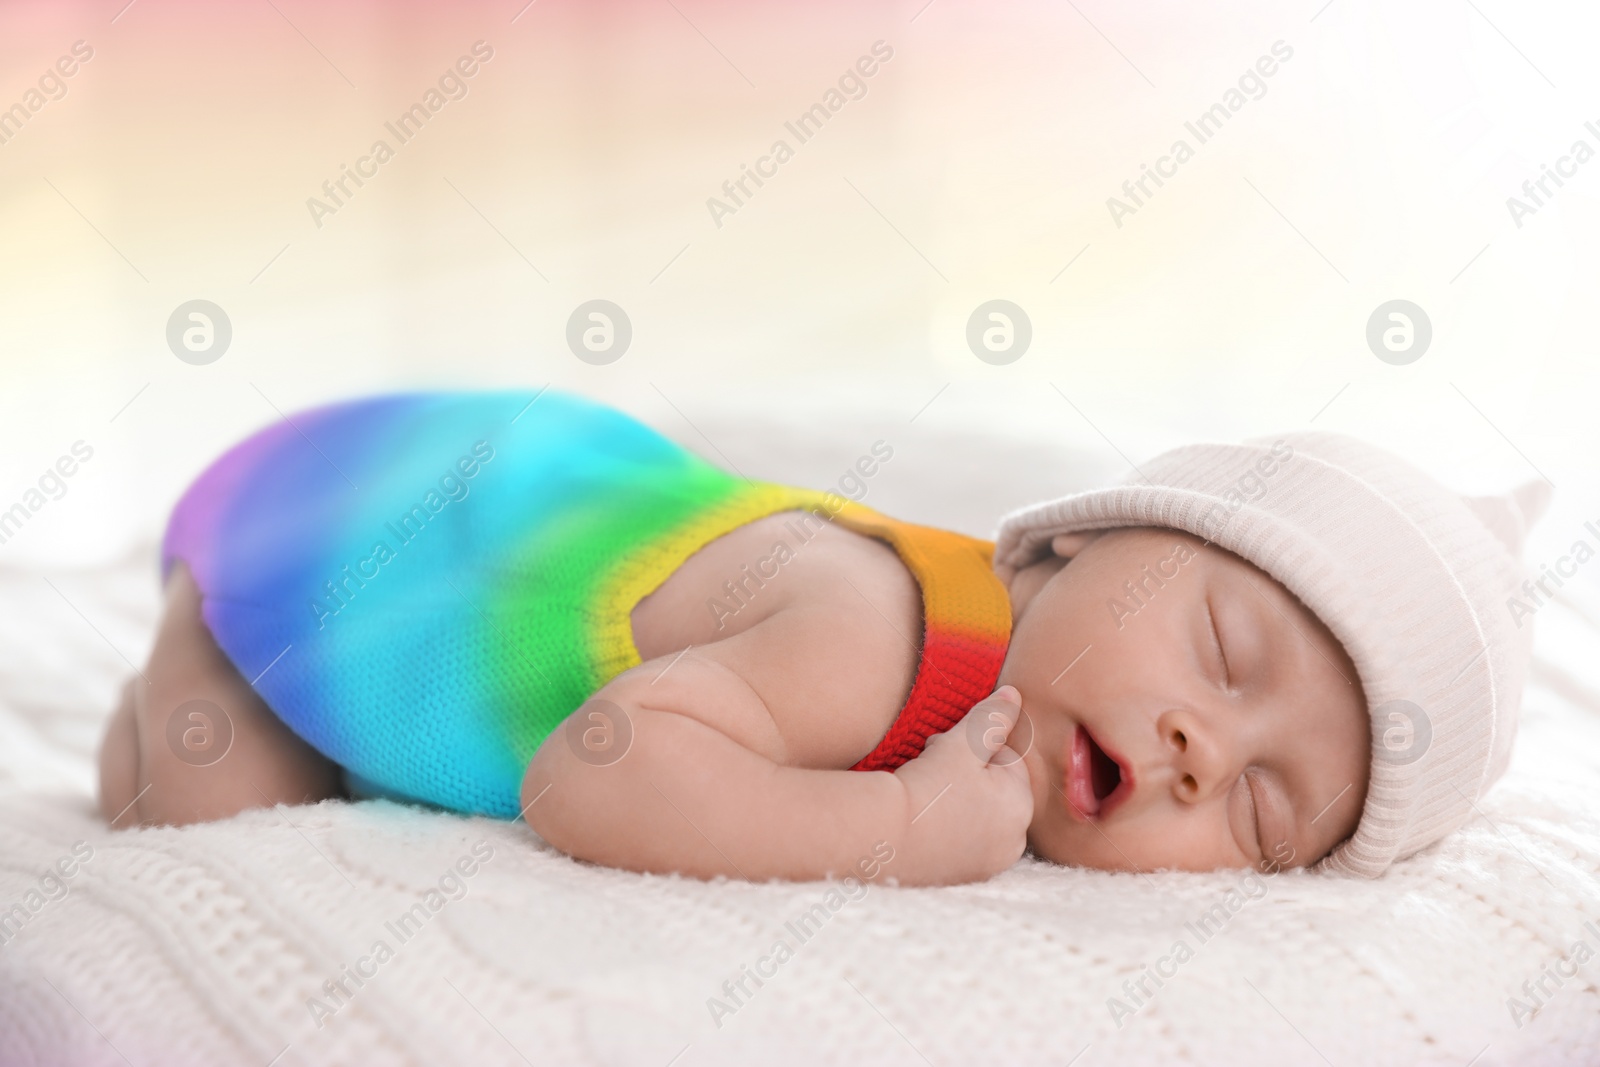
xmin=162 ymin=391 xmax=1013 ymax=818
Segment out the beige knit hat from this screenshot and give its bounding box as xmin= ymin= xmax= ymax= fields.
xmin=991 ymin=432 xmax=1550 ymax=877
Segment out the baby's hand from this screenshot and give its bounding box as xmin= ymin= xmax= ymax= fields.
xmin=892 ymin=686 xmax=1035 ymax=884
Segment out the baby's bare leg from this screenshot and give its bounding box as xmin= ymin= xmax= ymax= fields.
xmin=97 ymin=562 xmax=345 ymax=827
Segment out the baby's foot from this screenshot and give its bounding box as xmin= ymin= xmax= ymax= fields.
xmin=93 ymin=562 xmax=346 ymax=828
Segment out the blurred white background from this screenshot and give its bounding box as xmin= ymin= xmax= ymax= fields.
xmin=0 ymin=0 xmax=1594 ymax=578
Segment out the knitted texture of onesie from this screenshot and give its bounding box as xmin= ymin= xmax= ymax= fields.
xmin=161 ymin=391 xmax=1012 ymax=817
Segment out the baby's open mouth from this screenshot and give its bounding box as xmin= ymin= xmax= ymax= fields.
xmin=1065 ymin=723 xmax=1130 ymax=820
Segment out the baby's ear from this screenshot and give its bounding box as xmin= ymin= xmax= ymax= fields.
xmin=1050 ymin=531 xmax=1104 ymax=559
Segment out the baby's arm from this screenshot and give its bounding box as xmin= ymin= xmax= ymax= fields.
xmin=522 ymin=647 xmax=1033 ymax=886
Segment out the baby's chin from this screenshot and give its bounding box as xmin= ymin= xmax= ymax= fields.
xmin=1026 ymin=844 xmax=1142 ymax=873
xmin=1024 ymin=827 xmax=1112 ymax=871
xmin=1027 ymin=842 xmax=1096 ymax=870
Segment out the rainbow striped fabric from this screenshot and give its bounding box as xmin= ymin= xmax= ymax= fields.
xmin=162 ymin=391 xmax=1011 ymax=817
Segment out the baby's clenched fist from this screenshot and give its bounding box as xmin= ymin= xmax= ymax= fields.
xmin=892 ymin=686 xmax=1035 ymax=884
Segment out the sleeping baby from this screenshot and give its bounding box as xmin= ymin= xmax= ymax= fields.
xmin=97 ymin=391 xmax=1546 ymax=884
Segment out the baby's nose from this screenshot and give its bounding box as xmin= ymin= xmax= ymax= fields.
xmin=1157 ymin=709 xmax=1234 ymax=803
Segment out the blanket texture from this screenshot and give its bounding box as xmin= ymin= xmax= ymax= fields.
xmin=2 ymin=414 xmax=1598 ymax=1067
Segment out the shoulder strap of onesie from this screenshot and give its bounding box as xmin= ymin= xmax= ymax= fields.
xmin=824 ymin=502 xmax=1013 ymax=772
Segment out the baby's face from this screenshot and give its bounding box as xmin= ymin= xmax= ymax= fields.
xmin=998 ymin=527 xmax=1370 ymax=873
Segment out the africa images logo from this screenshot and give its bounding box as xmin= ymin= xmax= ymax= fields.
xmin=305 ymin=42 xmax=495 ymax=229
xmin=705 ymin=40 xmax=895 ymax=228
xmin=310 ymin=440 xmax=496 ymax=629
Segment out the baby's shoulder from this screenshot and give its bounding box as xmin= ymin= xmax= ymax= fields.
xmin=632 ymin=510 xmax=922 ymax=767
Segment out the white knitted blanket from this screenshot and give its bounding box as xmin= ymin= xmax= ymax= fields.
xmin=2 ymin=418 xmax=1599 ymax=1067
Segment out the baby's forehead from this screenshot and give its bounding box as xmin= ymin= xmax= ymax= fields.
xmin=1104 ymin=526 xmax=1267 ymax=573
xmin=1086 ymin=526 xmax=1346 ymax=644
xmin=1083 ymin=525 xmax=1236 ymax=568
